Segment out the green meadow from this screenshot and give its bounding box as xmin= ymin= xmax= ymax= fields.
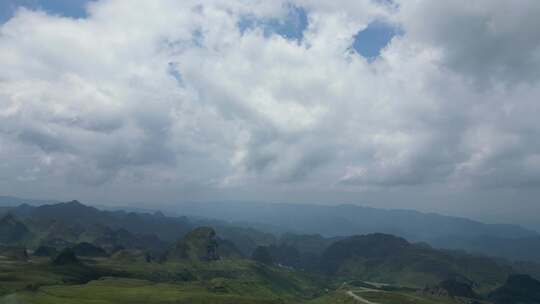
xmin=0 ymin=255 xmax=478 ymax=304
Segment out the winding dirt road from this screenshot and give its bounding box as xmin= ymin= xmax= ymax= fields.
xmin=346 ymin=290 xmax=380 ymax=304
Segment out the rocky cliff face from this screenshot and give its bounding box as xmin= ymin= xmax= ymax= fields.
xmin=169 ymin=227 xmax=220 ymax=261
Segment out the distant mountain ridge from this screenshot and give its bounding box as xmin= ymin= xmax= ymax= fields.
xmin=0 ymin=196 xmax=59 ymax=207
xmin=2 ymin=196 xmax=540 ymax=265
xmin=0 ymin=200 xmax=189 ymax=256
xmin=0 ymin=199 xmax=276 ymax=259
xmin=168 ymin=201 xmax=540 ymax=264
xmin=3 ymin=196 xmax=536 ymax=240
xmin=170 ymin=201 xmax=538 ymax=240
xmin=431 ymin=234 xmax=540 ymax=263
xmin=1 ymin=198 xmax=540 ymax=294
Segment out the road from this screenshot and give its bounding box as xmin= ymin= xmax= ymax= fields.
xmin=346 ymin=290 xmax=380 ymax=304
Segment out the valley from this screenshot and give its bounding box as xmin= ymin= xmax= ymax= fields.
xmin=0 ymin=200 xmax=539 ymax=304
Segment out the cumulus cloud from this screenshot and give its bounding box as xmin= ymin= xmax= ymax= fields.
xmin=0 ymin=0 xmax=540 ymax=210
xmin=398 ymin=0 xmax=540 ymax=85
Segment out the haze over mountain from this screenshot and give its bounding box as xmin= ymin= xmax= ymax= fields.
xmin=170 ymin=201 xmax=538 ymax=239
xmin=173 ymin=201 xmax=540 ymax=264
xmin=2 ymin=197 xmax=540 ymax=266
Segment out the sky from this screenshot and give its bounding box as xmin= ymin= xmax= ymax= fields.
xmin=0 ymin=0 xmax=540 ymax=229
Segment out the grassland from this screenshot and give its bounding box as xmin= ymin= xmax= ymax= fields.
xmin=0 ymin=256 xmax=325 ymax=304
xmin=0 ymin=255 xmax=487 ymax=304
xmin=11 ymin=278 xmax=281 ymax=304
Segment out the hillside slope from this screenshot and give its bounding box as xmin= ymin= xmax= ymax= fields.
xmin=319 ymin=233 xmax=513 ymax=289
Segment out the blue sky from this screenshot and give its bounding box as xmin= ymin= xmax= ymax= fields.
xmin=353 ymin=20 xmax=401 ymax=58
xmin=0 ymin=0 xmax=93 ymax=23
xmin=239 ymin=5 xmax=397 ymax=58
xmin=1 ymin=0 xmax=397 ymax=59
xmin=238 ymin=5 xmax=308 ymax=43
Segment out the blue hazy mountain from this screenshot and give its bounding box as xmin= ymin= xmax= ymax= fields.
xmin=171 ymin=201 xmax=537 ymax=241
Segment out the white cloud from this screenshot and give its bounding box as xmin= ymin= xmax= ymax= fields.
xmin=397 ymin=0 xmax=540 ymax=85
xmin=0 ymin=0 xmax=540 ymax=215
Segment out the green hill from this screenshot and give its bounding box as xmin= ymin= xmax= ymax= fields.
xmin=53 ymin=248 xmax=80 ymax=266
xmin=319 ymin=233 xmax=512 ymax=289
xmin=1 ymin=200 xmax=537 ymax=304
xmin=489 ymin=274 xmax=540 ymax=304
xmin=71 ymin=242 xmax=108 ymax=257
xmin=0 ymin=214 xmax=31 ymax=245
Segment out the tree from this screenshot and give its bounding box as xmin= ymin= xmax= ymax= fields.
xmin=251 ymin=246 xmax=273 ymax=265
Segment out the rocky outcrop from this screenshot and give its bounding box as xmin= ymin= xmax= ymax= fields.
xmin=422 ymin=277 xmax=478 ymax=299
xmin=168 ymin=227 xmax=220 ymax=262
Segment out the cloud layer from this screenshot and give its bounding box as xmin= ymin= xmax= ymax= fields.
xmin=1 ymin=0 xmax=540 ymax=222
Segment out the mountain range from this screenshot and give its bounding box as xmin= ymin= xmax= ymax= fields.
xmin=2 ymin=197 xmax=540 ymax=264
xmin=170 ymin=201 xmax=538 ymax=240
xmin=1 ymin=198 xmax=540 ymax=303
